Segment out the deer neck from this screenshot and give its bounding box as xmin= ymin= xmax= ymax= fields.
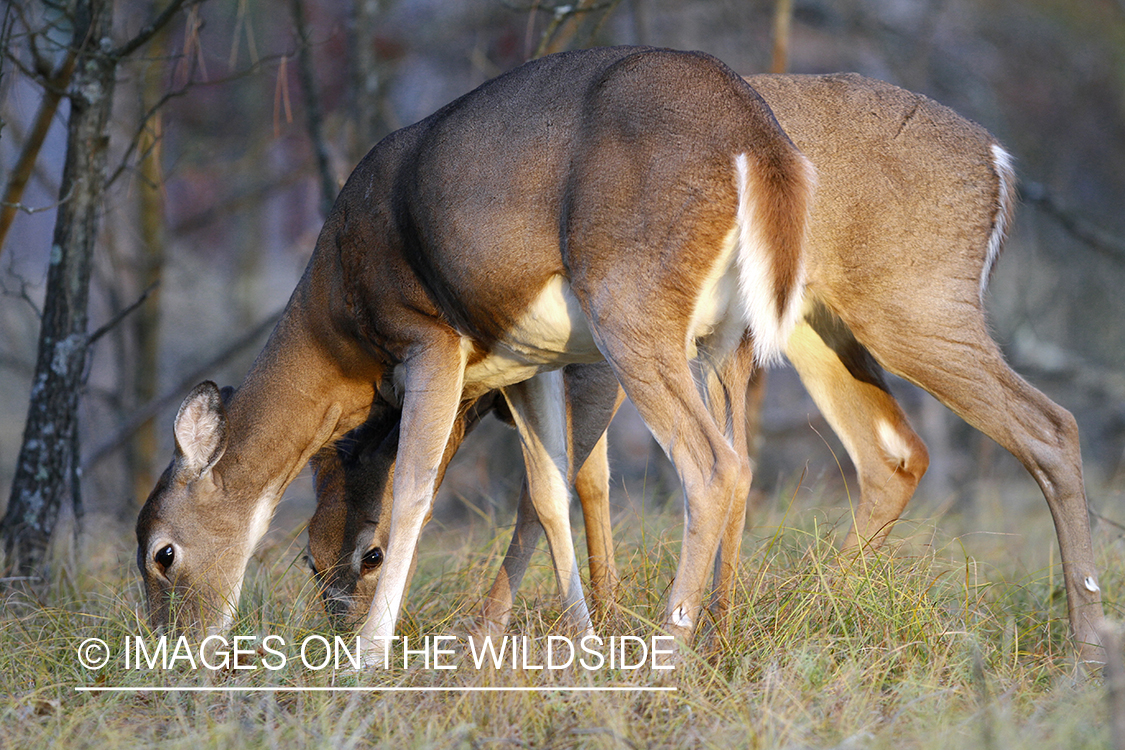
xmin=214 ymin=296 xmax=380 ymax=529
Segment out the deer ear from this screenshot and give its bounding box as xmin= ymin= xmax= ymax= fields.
xmin=173 ymin=381 xmax=229 ymax=476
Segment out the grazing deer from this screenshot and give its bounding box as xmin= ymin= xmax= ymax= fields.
xmin=302 ymin=73 xmax=1106 ymax=664
xmin=136 ymin=46 xmax=815 ymax=661
xmin=307 ymin=363 xmax=624 ymax=632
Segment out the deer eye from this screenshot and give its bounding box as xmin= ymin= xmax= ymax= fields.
xmin=154 ymin=544 xmax=175 ymax=570
xmin=361 ymin=547 xmax=384 ymax=571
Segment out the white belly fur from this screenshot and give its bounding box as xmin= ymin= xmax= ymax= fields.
xmin=462 ymin=275 xmax=602 ymax=393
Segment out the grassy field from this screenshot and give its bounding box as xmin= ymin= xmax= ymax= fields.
xmin=1 ymin=478 xmax=1121 ymax=749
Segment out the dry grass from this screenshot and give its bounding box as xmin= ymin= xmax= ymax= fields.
xmin=1 ymin=479 xmax=1121 ymax=749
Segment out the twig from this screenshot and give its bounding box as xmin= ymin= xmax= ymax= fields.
xmin=1 ymin=257 xmax=44 ymax=319
xmin=104 ymin=85 xmax=190 ymax=190
xmin=526 ymin=0 xmax=620 ymax=58
xmin=501 ymin=0 xmax=617 ymax=13
xmin=106 ymin=50 xmax=298 ymax=193
xmin=770 ymin=0 xmax=793 ymax=74
xmin=1 ymin=185 xmax=74 ymax=215
xmin=113 ymin=0 xmax=192 ymax=60
xmin=0 ymin=190 xmax=74 ymax=216
xmin=1008 ymin=327 xmax=1125 ymax=401
xmin=1090 ymin=509 xmax=1125 ymax=536
xmin=86 ymin=282 xmax=158 ymax=347
xmin=170 ymin=169 xmax=308 ymax=235
xmin=0 ymin=46 xmax=77 ymax=255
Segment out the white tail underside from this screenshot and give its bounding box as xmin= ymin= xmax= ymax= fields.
xmin=733 ymin=152 xmax=808 ymax=367
xmin=980 ymin=143 xmax=1016 ymax=303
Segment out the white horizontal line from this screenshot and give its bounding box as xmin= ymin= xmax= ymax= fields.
xmin=75 ymin=685 xmax=676 ymax=693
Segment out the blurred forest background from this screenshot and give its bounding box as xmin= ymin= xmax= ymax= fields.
xmin=2 ymin=0 xmax=1124 ymax=573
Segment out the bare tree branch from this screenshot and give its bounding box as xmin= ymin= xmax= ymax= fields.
xmin=112 ymin=0 xmax=191 ymax=59
xmin=105 ymin=50 xmax=295 ymax=192
xmin=1 ymin=186 xmax=74 ymax=218
xmin=1023 ymin=182 xmax=1125 ymax=266
xmin=104 ymin=84 xmax=189 ymax=190
xmin=1 ymin=258 xmax=44 ymax=320
xmin=171 ymin=169 xmax=308 ymax=235
xmin=512 ymin=0 xmax=621 ymax=58
xmin=86 ymin=282 xmax=158 ymax=347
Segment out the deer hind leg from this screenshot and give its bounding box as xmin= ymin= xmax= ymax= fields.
xmin=785 ymin=309 xmax=929 ymax=551
xmin=706 ymin=338 xmax=759 ymax=626
xmin=744 ymin=368 xmax=767 ymax=475
xmin=501 ymin=371 xmax=593 ymax=635
xmin=477 ymin=408 xmax=619 ymax=636
xmin=596 ymin=334 xmax=750 ymax=645
xmin=862 ymin=315 xmax=1105 ymax=664
xmin=575 ymin=429 xmax=617 ymax=613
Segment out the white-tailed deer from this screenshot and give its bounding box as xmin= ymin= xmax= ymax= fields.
xmin=302 ymin=73 xmax=1106 ymax=664
xmin=136 ymin=46 xmax=814 ymax=660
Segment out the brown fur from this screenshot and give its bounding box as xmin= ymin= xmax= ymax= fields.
xmin=301 ymin=72 xmax=1105 ymax=664
xmin=136 ymin=47 xmax=813 ymax=661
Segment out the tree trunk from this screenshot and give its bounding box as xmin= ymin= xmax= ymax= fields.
xmin=0 ymin=49 xmax=78 ymax=255
xmin=290 ymin=0 xmax=336 ymax=217
xmin=350 ymin=0 xmax=391 ymax=162
xmin=129 ymin=25 xmax=168 ymax=509
xmin=1 ymin=0 xmax=116 ymax=576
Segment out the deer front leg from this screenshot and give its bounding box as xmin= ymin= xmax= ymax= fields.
xmin=479 ymin=478 xmax=542 ymax=636
xmin=501 ymin=371 xmax=593 ymax=636
xmin=479 ymin=363 xmax=623 ymax=635
xmin=784 ymin=316 xmax=929 ymax=551
xmin=565 ymin=362 xmax=625 ymax=610
xmin=358 ymin=337 xmax=467 ymax=664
